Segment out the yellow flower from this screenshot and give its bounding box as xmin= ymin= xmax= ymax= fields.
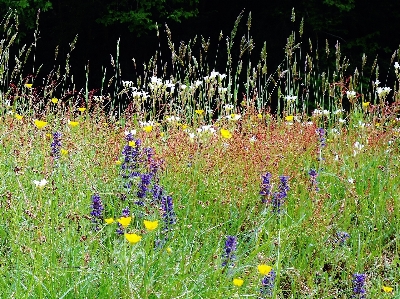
xmin=24 ymin=83 xmax=33 ymax=88
xmin=233 ymin=278 xmax=244 ymax=287
xmin=115 ymin=160 xmax=122 ymax=165
xmin=78 ymin=107 xmax=86 ymax=112
xmin=181 ymin=124 xmax=188 ymax=130
xmin=143 ymin=125 xmax=153 ymax=132
xmin=375 ymin=123 xmax=380 ymax=127
xmin=61 ymin=149 xmax=68 ymax=156
xmin=34 ymin=119 xmax=48 ymax=129
xmin=195 ymin=109 xmax=204 ymax=115
xmin=258 ymin=264 xmax=272 ymax=275
xmin=285 ymin=115 xmax=294 ymax=121
xmin=51 ymin=98 xmax=58 ymax=104
xmin=362 ymin=102 xmax=370 ymax=108
xmin=128 ymin=141 xmax=135 ymax=147
xmin=382 ymin=286 xmax=393 ymax=293
xmin=143 ymin=220 xmax=159 ymax=231
xmin=166 ymin=247 xmax=173 ymax=254
xmin=15 ymin=113 xmax=23 ymax=120
xmin=160 ymin=132 xmax=165 ymax=137
xmin=117 ymin=216 xmax=132 ymax=228
xmin=220 ymin=128 xmax=232 ymax=139
xmin=124 ymin=233 xmax=142 ymax=244
xmin=257 ymin=113 xmax=263 ymax=119
xmin=105 ymin=218 xmax=114 ymax=224
xmin=68 ymin=120 xmax=79 ymax=127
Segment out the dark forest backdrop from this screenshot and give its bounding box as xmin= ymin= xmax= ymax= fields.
xmin=1 ymin=0 xmax=400 ymax=92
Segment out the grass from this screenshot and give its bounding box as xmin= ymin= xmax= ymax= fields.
xmin=0 ymin=9 xmax=399 ymax=299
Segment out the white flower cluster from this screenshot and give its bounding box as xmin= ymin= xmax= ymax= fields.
xmin=312 ymin=109 xmax=330 ymax=116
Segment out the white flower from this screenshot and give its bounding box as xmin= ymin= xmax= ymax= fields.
xmin=376 ymin=86 xmax=392 ymax=97
xmin=285 ymin=95 xmax=297 ymax=102
xmin=226 ymin=113 xmax=241 ymax=121
xmin=394 ymin=62 xmax=400 ymax=69
xmin=348 ymin=178 xmax=354 ymax=184
xmin=338 ymin=118 xmax=346 ymax=124
xmin=165 ymin=116 xmax=180 ymax=122
xmin=195 ymin=80 xmax=203 ymax=87
xmin=122 ymin=80 xmax=134 ymax=88
xmin=180 ymin=84 xmax=187 ymax=90
xmin=346 ymin=90 xmax=356 ymax=98
xmin=374 ymin=79 xmax=380 ymax=86
xmin=334 ymin=109 xmax=344 ymax=115
xmin=124 ymin=129 xmax=137 ymax=136
xmin=139 ymin=120 xmax=155 ymax=127
xmin=33 ymin=179 xmax=47 ymax=188
xmin=224 ymin=104 xmax=234 ymax=111
xmin=249 ymin=136 xmax=257 ymax=142
xmin=354 ymin=141 xmax=364 ymax=150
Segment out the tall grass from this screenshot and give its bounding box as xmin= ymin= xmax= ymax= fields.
xmin=0 ymin=9 xmax=399 ymax=298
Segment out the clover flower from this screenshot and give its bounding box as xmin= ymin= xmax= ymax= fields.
xmin=221 ymin=235 xmax=237 ymax=267
xmin=90 ymin=194 xmax=104 ymax=231
xmin=260 ymin=172 xmax=272 ymax=202
xmin=352 ymin=273 xmax=366 ymax=298
xmin=260 ymin=269 xmax=276 ymax=297
xmin=308 ymin=168 xmax=319 ymax=191
xmin=51 ymin=132 xmax=62 ymax=160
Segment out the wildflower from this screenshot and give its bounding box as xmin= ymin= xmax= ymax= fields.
xmin=124 ymin=233 xmax=142 ymax=244
xmin=137 ymin=173 xmax=153 ymax=199
xmin=394 ymin=62 xmax=400 ymax=69
xmin=224 ymin=104 xmax=234 ymax=111
xmin=309 ymin=169 xmax=319 ymax=191
xmin=346 ymin=90 xmax=357 ymax=99
xmin=143 ymin=125 xmax=153 ymax=132
xmin=271 ymin=175 xmax=289 ymax=213
xmin=362 ymin=102 xmax=370 ymax=108
xmin=78 ymin=107 xmax=86 ymax=112
xmin=220 ymin=128 xmax=232 ymax=139
xmin=90 ymin=194 xmax=104 ymax=231
xmin=24 ymin=83 xmax=33 ymax=88
xmin=376 ymin=87 xmax=392 ymax=98
xmin=233 ymin=278 xmax=244 ymax=287
xmin=335 ymin=231 xmax=350 ymax=245
xmin=165 ymin=116 xmax=181 ymax=122
xmin=257 ymin=113 xmax=263 ymax=119
xmin=382 ymin=286 xmax=393 ymax=293
xmin=258 ymin=264 xmax=272 ymax=275
xmin=33 ymin=179 xmax=48 ymax=188
xmin=105 ymin=218 xmax=114 ymax=224
xmin=285 ymin=95 xmax=297 ymax=102
xmin=124 ymin=129 xmax=137 ymax=136
xmin=352 ymin=273 xmax=366 ymax=299
xmin=34 ymin=120 xmax=48 ymax=129
xmin=260 ymin=172 xmax=272 ymax=202
xmin=285 ymin=115 xmax=294 ymax=122
xmin=117 ymin=216 xmax=132 ymax=228
xmin=195 ymin=109 xmax=204 ymax=115
xmin=144 ymin=220 xmax=159 ymax=231
xmin=51 ymin=132 xmax=62 ymax=160
xmin=222 ymin=235 xmax=237 ymax=267
xmin=15 ymin=113 xmax=23 ymax=120
xmin=61 ymin=149 xmax=68 ymax=156
xmin=226 ymin=113 xmax=241 ymax=121
xmin=115 ymin=160 xmax=122 ymax=165
xmin=374 ymin=79 xmax=380 ymax=86
xmin=51 ymin=98 xmax=58 ymax=104
xmin=68 ymin=120 xmax=79 ymax=127
xmin=161 ymin=195 xmax=176 ymax=230
xmin=260 ymin=269 xmax=276 ymax=297
xmin=316 ymin=128 xmax=326 ymax=147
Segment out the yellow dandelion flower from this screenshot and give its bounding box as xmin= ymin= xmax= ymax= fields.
xmin=166 ymin=247 xmax=173 ymax=254
xmin=143 ymin=125 xmax=153 ymax=132
xmin=124 ymin=233 xmax=142 ymax=244
xmin=382 ymin=286 xmax=393 ymax=293
xmin=68 ymin=120 xmax=79 ymax=127
xmin=115 ymin=160 xmax=122 ymax=165
xmin=61 ymin=149 xmax=68 ymax=156
xmin=285 ymin=115 xmax=294 ymax=121
xmin=34 ymin=119 xmax=48 ymax=129
xmin=362 ymin=102 xmax=370 ymax=108
xmin=220 ymin=128 xmax=232 ymax=139
xmin=78 ymin=107 xmax=86 ymax=112
xmin=257 ymin=113 xmax=263 ymax=119
xmin=24 ymin=83 xmax=33 ymax=89
xmin=195 ymin=109 xmax=204 ymax=115
xmin=117 ymin=216 xmax=132 ymax=228
xmin=105 ymin=218 xmax=114 ymax=224
xmin=143 ymin=220 xmax=159 ymax=231
xmin=233 ymin=278 xmax=244 ymax=287
xmin=51 ymin=98 xmax=58 ymax=104
xmin=15 ymin=113 xmax=23 ymax=120
xmin=258 ymin=264 xmax=272 ymax=275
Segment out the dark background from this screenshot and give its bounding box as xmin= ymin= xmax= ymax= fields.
xmin=2 ymin=0 xmax=400 ymax=98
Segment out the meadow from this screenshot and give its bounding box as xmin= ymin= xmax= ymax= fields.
xmin=0 ymin=10 xmax=399 ymax=298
